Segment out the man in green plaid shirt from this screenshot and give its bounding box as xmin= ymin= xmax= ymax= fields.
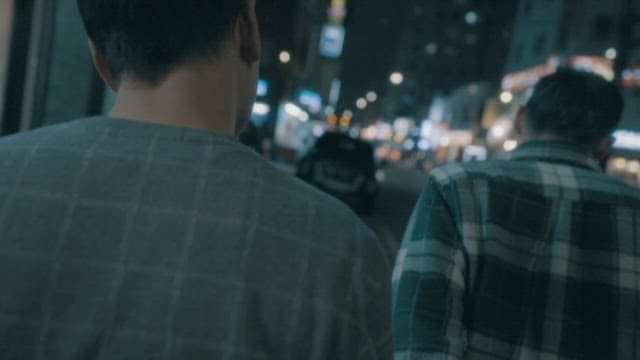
xmin=393 ymin=70 xmax=640 ymax=359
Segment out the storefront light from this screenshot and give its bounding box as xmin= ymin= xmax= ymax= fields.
xmin=279 ymin=50 xmax=291 ymax=64
xmin=628 ymin=160 xmax=640 ymax=173
xmin=324 ymin=105 xmax=335 ymax=116
xmin=390 ymin=72 xmax=404 ymax=85
xmin=418 ymin=139 xmax=431 ymax=151
xmin=361 ymin=126 xmax=377 ymax=140
xmin=500 ymin=91 xmax=514 ymax=104
xmin=403 ymin=139 xmax=416 ymax=151
xmin=327 ymin=113 xmax=338 ymax=125
xmin=284 ymin=102 xmax=309 ymax=122
xmin=284 ymin=102 xmax=302 ymax=116
xmin=503 ymin=140 xmax=518 ymax=152
xmin=613 ymin=130 xmax=640 ymax=151
xmin=612 ymin=158 xmax=628 ymax=171
xmin=252 ymin=102 xmax=271 ymax=116
xmin=491 ymin=124 xmax=507 ymax=138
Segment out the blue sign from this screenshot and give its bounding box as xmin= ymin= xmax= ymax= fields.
xmin=297 ymin=89 xmax=323 ymax=114
xmin=257 ymin=79 xmax=269 ymax=97
xmin=319 ymin=24 xmax=346 ymax=58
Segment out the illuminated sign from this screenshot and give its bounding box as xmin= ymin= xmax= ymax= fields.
xmin=328 ymin=0 xmax=347 ymax=23
xmin=256 ymin=79 xmax=269 ymax=97
xmin=297 ymin=89 xmax=323 ymax=114
xmin=319 ymin=24 xmax=346 ymax=58
xmin=613 ymin=130 xmax=640 ymax=151
xmin=274 ymin=102 xmax=311 ymax=151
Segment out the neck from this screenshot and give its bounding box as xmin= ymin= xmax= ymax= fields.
xmin=109 ymin=63 xmax=238 ymax=135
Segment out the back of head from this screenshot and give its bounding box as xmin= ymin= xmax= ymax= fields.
xmin=525 ymin=69 xmax=623 ymax=146
xmin=76 ymin=0 xmax=246 ymax=85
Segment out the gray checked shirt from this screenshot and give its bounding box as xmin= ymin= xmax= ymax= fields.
xmin=0 ymin=117 xmax=393 ymax=359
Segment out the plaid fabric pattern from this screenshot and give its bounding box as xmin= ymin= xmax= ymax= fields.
xmin=0 ymin=117 xmax=392 ymax=359
xmin=392 ymin=141 xmax=640 ymax=359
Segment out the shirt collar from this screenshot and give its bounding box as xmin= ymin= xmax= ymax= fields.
xmin=507 ymin=141 xmax=602 ymax=172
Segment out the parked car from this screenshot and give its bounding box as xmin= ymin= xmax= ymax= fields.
xmin=297 ymin=132 xmax=378 ymax=214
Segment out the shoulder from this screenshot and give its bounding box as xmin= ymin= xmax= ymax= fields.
xmin=429 ymin=160 xmax=640 ymax=206
xmin=426 ymin=161 xmax=512 ymax=193
xmin=0 ymin=118 xmax=106 ymax=154
xmin=260 ymin=158 xmax=370 ymax=228
xmin=257 ymin=158 xmax=387 ymax=260
xmin=0 ymin=121 xmax=76 ymax=148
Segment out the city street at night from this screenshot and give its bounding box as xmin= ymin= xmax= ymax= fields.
xmin=3 ymin=0 xmax=640 ymax=358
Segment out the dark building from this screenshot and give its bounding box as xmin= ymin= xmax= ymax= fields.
xmin=377 ymin=0 xmax=518 ymax=118
xmin=336 ymin=0 xmax=406 ymax=117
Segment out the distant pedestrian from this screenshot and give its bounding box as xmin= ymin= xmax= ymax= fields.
xmin=393 ymin=70 xmax=638 ymax=359
xmin=0 ymin=1 xmax=392 ymax=358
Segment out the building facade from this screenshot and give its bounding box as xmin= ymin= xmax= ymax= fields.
xmin=383 ymin=0 xmax=518 ymax=119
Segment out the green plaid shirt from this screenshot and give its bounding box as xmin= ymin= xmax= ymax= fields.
xmin=393 ymin=141 xmax=640 ymax=359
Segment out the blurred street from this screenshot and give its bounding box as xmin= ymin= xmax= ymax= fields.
xmin=275 ymin=161 xmax=427 ymax=259
xmin=361 ymin=165 xmax=427 ymax=259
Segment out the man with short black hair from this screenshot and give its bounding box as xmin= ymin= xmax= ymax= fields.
xmin=0 ymin=1 xmax=392 ymax=358
xmin=392 ymin=70 xmax=640 ymax=359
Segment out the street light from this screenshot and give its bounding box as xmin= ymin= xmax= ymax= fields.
xmin=424 ymin=42 xmax=438 ymax=55
xmin=500 ymin=91 xmax=514 ymax=104
xmin=356 ymin=98 xmax=367 ymax=109
xmin=503 ymin=140 xmax=518 ymax=152
xmin=366 ymin=91 xmax=378 ymax=102
xmin=279 ymin=50 xmax=291 ymax=64
xmin=465 ymin=11 xmax=479 ymax=25
xmin=390 ymin=72 xmax=404 ymax=85
xmin=605 ymin=48 xmax=618 ymax=60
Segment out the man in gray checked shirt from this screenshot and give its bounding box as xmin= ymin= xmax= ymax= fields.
xmin=0 ymin=1 xmax=392 ymax=358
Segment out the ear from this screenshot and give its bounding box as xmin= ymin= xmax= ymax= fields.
xmin=236 ymin=0 xmax=261 ymax=65
xmin=88 ymin=40 xmax=118 ymax=91
xmin=514 ymin=106 xmax=527 ymax=138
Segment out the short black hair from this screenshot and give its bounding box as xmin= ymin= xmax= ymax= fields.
xmin=525 ymin=69 xmax=624 ymax=146
xmin=77 ymin=0 xmax=247 ymax=85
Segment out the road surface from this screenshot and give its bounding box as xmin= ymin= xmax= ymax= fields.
xmin=360 ymin=166 xmax=428 ymax=260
